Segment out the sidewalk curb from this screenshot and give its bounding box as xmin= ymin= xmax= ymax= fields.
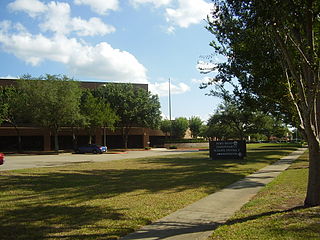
xmin=121 ymin=148 xmax=307 ymax=240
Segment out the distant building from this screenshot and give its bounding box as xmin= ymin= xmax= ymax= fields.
xmin=0 ymin=78 xmax=165 ymax=152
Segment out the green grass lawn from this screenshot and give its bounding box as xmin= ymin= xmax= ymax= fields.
xmin=209 ymin=149 xmax=320 ymax=240
xmin=0 ymin=143 xmax=300 ymax=240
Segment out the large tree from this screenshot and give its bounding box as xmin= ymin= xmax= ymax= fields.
xmin=160 ymin=119 xmax=172 ymax=139
xmin=95 ymin=83 xmax=161 ymax=148
xmin=80 ymin=89 xmax=118 ymax=144
xmin=205 ymin=0 xmax=320 ymax=206
xmin=189 ymin=116 xmax=203 ymax=138
xmin=206 ymin=99 xmax=285 ymax=140
xmin=171 ymin=117 xmax=189 ymax=139
xmin=17 ymin=75 xmax=82 ymax=152
xmin=0 ymin=86 xmax=25 ymax=151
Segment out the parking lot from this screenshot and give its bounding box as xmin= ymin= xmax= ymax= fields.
xmin=0 ymin=148 xmax=199 ymax=171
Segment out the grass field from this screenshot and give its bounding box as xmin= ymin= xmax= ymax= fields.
xmin=209 ymin=149 xmax=320 ymax=240
xmin=0 ymin=143 xmax=300 ymax=240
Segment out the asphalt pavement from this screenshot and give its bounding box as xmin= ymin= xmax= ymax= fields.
xmin=0 ymin=148 xmax=197 ymax=171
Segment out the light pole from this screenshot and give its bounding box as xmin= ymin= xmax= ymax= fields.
xmin=169 ymin=78 xmax=172 ymax=122
xmin=169 ymin=78 xmax=172 ymax=139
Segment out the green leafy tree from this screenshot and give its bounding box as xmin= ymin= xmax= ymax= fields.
xmin=205 ymin=0 xmax=320 ymax=206
xmin=80 ymin=90 xmax=118 ymax=144
xmin=207 ymin=99 xmax=289 ymax=141
xmin=0 ymin=86 xmax=25 ymax=151
xmin=0 ymin=87 xmax=8 ymax=125
xmin=160 ymin=119 xmax=172 ymax=138
xmin=207 ymin=112 xmax=238 ymax=140
xmin=171 ymin=117 xmax=189 ymax=139
xmin=95 ymin=83 xmax=161 ymax=148
xmin=17 ymin=75 xmax=82 ymax=152
xmin=188 ymin=116 xmax=203 ymax=138
xmin=209 ymin=101 xmax=254 ymax=140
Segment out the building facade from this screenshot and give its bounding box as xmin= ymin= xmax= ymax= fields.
xmin=0 ymin=79 xmax=165 ymax=151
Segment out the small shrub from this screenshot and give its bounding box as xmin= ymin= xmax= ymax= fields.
xmin=164 ymin=138 xmax=207 ymax=144
xmin=169 ymin=145 xmax=178 ymax=149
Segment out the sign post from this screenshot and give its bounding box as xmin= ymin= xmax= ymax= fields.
xmin=210 ymin=140 xmax=246 ymax=160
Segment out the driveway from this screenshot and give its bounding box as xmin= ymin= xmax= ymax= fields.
xmin=0 ymin=148 xmax=200 ymax=171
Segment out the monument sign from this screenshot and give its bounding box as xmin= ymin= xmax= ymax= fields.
xmin=210 ymin=140 xmax=246 ymax=160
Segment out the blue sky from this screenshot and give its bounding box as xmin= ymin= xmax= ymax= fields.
xmin=0 ymin=0 xmax=221 ymax=121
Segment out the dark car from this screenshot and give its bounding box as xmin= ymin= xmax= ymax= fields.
xmin=0 ymin=153 xmax=4 ymax=165
xmin=76 ymin=144 xmax=107 ymax=154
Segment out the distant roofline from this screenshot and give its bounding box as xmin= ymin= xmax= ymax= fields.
xmin=0 ymin=78 xmax=148 ymax=91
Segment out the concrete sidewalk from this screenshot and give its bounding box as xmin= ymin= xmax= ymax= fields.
xmin=121 ymin=148 xmax=306 ymax=240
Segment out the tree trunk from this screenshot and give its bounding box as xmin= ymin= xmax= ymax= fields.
xmin=122 ymin=127 xmax=129 ymax=149
xmin=54 ymin=131 xmax=59 ymax=153
xmin=305 ymin=138 xmax=320 ymax=206
xmin=13 ymin=125 xmax=22 ymax=153
xmin=72 ymin=129 xmax=77 ymax=150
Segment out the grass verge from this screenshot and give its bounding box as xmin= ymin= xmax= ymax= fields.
xmin=0 ymin=143 xmax=299 ymax=240
xmin=209 ymin=149 xmax=320 ymax=240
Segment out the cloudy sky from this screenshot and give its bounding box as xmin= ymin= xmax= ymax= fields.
xmin=0 ymin=0 xmax=221 ymax=121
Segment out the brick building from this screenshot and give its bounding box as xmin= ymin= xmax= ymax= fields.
xmin=0 ymin=79 xmax=165 ymax=151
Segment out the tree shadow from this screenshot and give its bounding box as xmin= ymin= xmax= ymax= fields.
xmin=121 ymin=220 xmax=215 ymax=240
xmin=0 ymin=154 xmax=248 ymax=239
xmin=0 ymin=204 xmax=129 ymax=240
xmin=211 ymin=205 xmax=320 ymax=239
xmin=0 ymin=148 xmax=299 ymax=239
xmin=223 ymin=205 xmax=307 ymax=226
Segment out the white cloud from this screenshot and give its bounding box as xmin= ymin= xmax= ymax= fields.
xmin=0 ymin=21 xmax=147 ymax=83
xmin=8 ymin=1 xmax=115 ymax=37
xmin=7 ymin=0 xmax=47 ymax=17
xmin=0 ymin=75 xmax=19 ymax=79
xmin=130 ymin=0 xmax=213 ymax=31
xmin=39 ymin=1 xmax=71 ymax=35
xmin=130 ymin=0 xmax=172 ymax=8
xmin=166 ymin=26 xmax=175 ymax=34
xmin=74 ymin=0 xmax=119 ymax=15
xmin=149 ymin=81 xmax=190 ymax=96
xmin=71 ymin=17 xmax=115 ymax=36
xmin=36 ymin=1 xmax=115 ymax=36
xmin=165 ymin=0 xmax=213 ymax=28
xmin=69 ymin=42 xmax=148 ymax=83
xmin=191 ymin=77 xmax=212 ymax=84
xmin=1 ymin=1 xmax=145 ymax=83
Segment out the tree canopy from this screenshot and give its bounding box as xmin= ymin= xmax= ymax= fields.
xmin=80 ymin=89 xmax=118 ymax=144
xmin=160 ymin=119 xmax=172 ymax=138
xmin=205 ymin=0 xmax=320 ymax=206
xmin=206 ymin=100 xmax=289 ymax=141
xmin=189 ymin=116 xmax=203 ymax=138
xmin=171 ymin=117 xmax=189 ymax=139
xmin=17 ymin=75 xmax=82 ymax=151
xmin=95 ymin=83 xmax=161 ymax=148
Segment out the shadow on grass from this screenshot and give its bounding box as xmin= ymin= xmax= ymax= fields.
xmin=0 ymin=145 xmax=299 ymax=239
xmin=212 ymin=205 xmax=320 ymax=239
xmin=0 ymin=205 xmax=130 ymax=240
xmin=223 ymin=205 xmax=307 ymax=226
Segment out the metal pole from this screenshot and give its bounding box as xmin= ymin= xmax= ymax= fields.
xmin=169 ymin=78 xmax=172 ymax=122
xmin=169 ymin=78 xmax=172 ymax=139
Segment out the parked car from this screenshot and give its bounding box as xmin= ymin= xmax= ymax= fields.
xmin=0 ymin=153 xmax=4 ymax=165
xmin=76 ymin=144 xmax=107 ymax=154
